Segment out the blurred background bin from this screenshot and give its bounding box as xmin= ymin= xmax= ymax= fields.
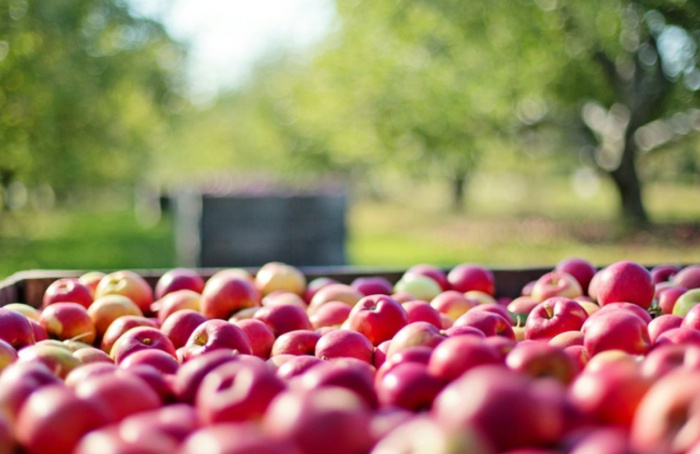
xmin=171 ymin=183 xmax=347 ymax=268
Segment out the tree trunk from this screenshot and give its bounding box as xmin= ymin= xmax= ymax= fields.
xmin=609 ymin=138 xmax=649 ymax=226
xmin=450 ymin=171 xmax=467 ymax=213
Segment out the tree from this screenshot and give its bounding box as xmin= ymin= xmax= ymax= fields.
xmin=0 ymin=0 xmax=186 ymax=205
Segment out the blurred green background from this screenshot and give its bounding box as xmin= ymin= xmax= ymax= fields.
xmin=1 ymin=0 xmax=700 ymax=278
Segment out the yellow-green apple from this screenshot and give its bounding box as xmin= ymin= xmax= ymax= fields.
xmin=155 ymin=289 xmax=201 ymax=324
xmin=180 ymin=319 xmax=252 ymax=361
xmin=452 ymin=310 xmax=515 ymax=340
xmin=0 ymin=307 xmax=35 ymax=349
xmin=200 ymin=274 xmax=261 ymax=320
xmin=262 ymin=384 xmax=374 ymax=454
xmin=42 ymin=277 xmax=94 ymax=309
xmin=0 ymin=339 xmax=17 ymax=373
xmin=78 ymin=271 xmax=106 ymax=297
xmin=271 ymin=330 xmax=320 ymax=357
xmin=110 ymin=326 xmax=177 ymax=364
xmin=393 ymin=274 xmax=442 ymax=301
xmin=583 ymin=310 xmax=651 ymax=358
xmin=95 ymin=270 xmax=154 ymax=315
xmin=119 ymin=348 xmax=180 ymax=375
xmin=72 ymin=346 xmax=112 ymax=365
xmin=651 ymin=264 xmax=681 ymax=285
xmin=74 ymin=372 xmax=162 ymax=423
xmin=346 ymin=295 xmax=408 ymax=346
xmin=72 ymin=425 xmax=177 ymax=454
xmin=657 ymin=285 xmax=687 ymax=315
xmin=87 ymin=294 xmax=143 ymax=340
xmin=315 ymin=329 xmax=374 ymax=364
xmin=530 ymin=271 xmax=583 ymax=303
xmin=160 ymin=309 xmax=207 ymax=351
xmin=350 ymin=276 xmax=394 ymax=296
xmin=16 ymin=342 xmax=81 ymax=379
xmin=655 ymin=327 xmax=700 ymax=347
xmin=433 ymin=365 xmax=564 ymax=452
xmin=648 ymin=314 xmax=683 ymax=344
xmin=39 ymin=302 xmax=96 ymax=345
xmin=402 ymin=300 xmax=442 ymax=328
xmin=15 ymin=384 xmax=110 ymax=454
xmin=427 ymin=335 xmax=502 ymax=382
xmin=577 ymin=299 xmax=601 ymax=316
xmin=672 ymin=265 xmax=700 ymax=289
xmin=3 ymin=303 xmax=41 ymax=321
xmin=254 ymin=261 xmax=306 ymax=297
xmin=100 ymin=315 xmax=158 ymax=353
xmin=376 ymin=361 xmax=444 ymax=411
xmin=505 ymin=341 xmax=579 ymax=384
xmin=308 ymin=284 xmax=364 ymax=316
xmin=447 ymin=263 xmax=496 ymax=296
xmin=173 ymin=349 xmax=242 ymax=404
xmin=673 ymin=288 xmax=700 ymax=317
xmin=595 ymin=261 xmax=654 ymax=309
xmin=430 ymin=290 xmax=479 ymax=321
xmin=641 ymin=344 xmax=700 ymax=380
xmin=303 ymin=277 xmax=338 ymax=303
xmin=507 ymin=296 xmax=540 ymax=321
xmin=406 ymin=264 xmax=450 ymax=291
xmin=524 ymin=297 xmax=588 ymax=341
xmin=385 ymin=322 xmax=447 ymax=359
xmin=195 ymin=360 xmax=286 ymax=424
xmin=154 ymin=268 xmax=205 ymax=300
xmin=630 ymin=370 xmax=700 ymax=453
xmin=232 ymin=318 xmax=275 ymax=359
xmin=291 ymin=359 xmax=378 ymax=410
xmin=253 ymin=303 xmax=312 ymax=337
xmin=275 ymin=355 xmax=324 ymax=380
xmin=555 ymin=257 xmax=597 ymax=291
xmin=180 ymin=422 xmax=295 ymax=454
xmin=309 ymin=301 xmax=352 ymax=329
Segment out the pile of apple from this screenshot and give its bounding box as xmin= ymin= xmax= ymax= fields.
xmin=1 ymin=259 xmax=700 ymax=453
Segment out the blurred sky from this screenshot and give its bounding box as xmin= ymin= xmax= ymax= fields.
xmin=130 ymin=0 xmax=336 ymax=103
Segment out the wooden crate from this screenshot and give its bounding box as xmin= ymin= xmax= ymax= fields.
xmin=0 ymin=266 xmax=553 ymax=308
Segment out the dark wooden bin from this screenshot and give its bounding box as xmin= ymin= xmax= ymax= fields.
xmin=0 ymin=266 xmax=554 ymax=308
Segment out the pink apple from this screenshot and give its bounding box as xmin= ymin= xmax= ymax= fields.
xmin=196 ymin=360 xmax=286 ymax=424
xmin=556 ymin=257 xmax=597 ymax=292
xmin=346 ymin=295 xmax=409 ymax=346
xmin=657 ymin=285 xmax=688 ymax=315
xmin=253 ymin=303 xmax=312 ymax=337
xmin=119 ymin=348 xmax=180 ymax=375
xmin=315 ymin=329 xmax=374 ymax=364
xmin=430 ymin=290 xmax=479 ymax=321
xmin=118 ymin=403 xmax=200 ymax=445
xmin=648 ymin=314 xmax=684 ymax=344
xmin=42 ymin=278 xmax=93 ymax=309
xmin=641 ymin=343 xmax=700 ymax=380
xmin=180 ymin=422 xmax=295 ymax=454
xmin=466 ymin=302 xmax=512 ymax=323
xmin=200 ymin=274 xmax=261 ymax=320
xmin=308 ymin=283 xmax=363 ymax=316
xmin=95 ymin=270 xmax=154 ymax=316
xmin=453 ymin=310 xmax=515 ymax=340
xmin=72 ymin=425 xmax=177 ymax=454
xmin=154 ymin=268 xmax=205 ymax=300
xmin=0 ymin=362 xmax=61 ymax=423
xmin=376 ymin=361 xmax=444 ymax=411
xmin=78 ymin=271 xmax=105 ymax=297
xmin=0 ymin=307 xmax=35 ymax=349
xmin=406 ymin=264 xmax=450 ymax=291
xmin=303 ymin=277 xmax=338 ymax=303
xmin=39 ymin=302 xmax=96 ymax=345
xmin=427 ymin=335 xmax=502 ymax=382
xmin=376 ymin=345 xmax=433 ymax=385
xmin=595 ymin=261 xmax=654 ymax=309
xmin=506 ymin=296 xmax=541 ymax=320
xmin=74 ymin=372 xmax=162 ymax=423
xmin=350 ymin=276 xmax=394 ymax=296
xmin=402 ymin=300 xmax=442 ymax=327
xmin=651 ymin=264 xmax=681 ymax=285
xmin=443 ymin=324 xmax=486 ymax=338
xmin=271 ymin=330 xmax=321 ymax=356
xmin=233 ymin=318 xmax=275 ymax=359
xmin=655 ymin=327 xmax=700 ymax=348
xmin=173 ymin=349 xmax=242 ymax=404
xmin=385 ymin=321 xmax=447 ymax=359
xmin=524 ymin=297 xmax=588 ymax=341
xmin=447 ymin=263 xmax=495 ymax=296
xmin=109 ymin=326 xmax=177 ymax=364
xmin=255 ymin=261 xmax=306 ymax=296
xmin=262 ymin=291 xmax=307 ymax=309
xmin=583 ymin=309 xmax=651 ymax=358
xmin=309 ymin=300 xmax=352 ymax=329
xmin=505 ymin=341 xmax=579 ymax=384
xmin=155 ymin=289 xmax=201 ymax=323
xmin=275 ymin=355 xmax=324 ymax=380
xmin=530 ymin=271 xmax=583 ymax=303
xmin=160 ymin=309 xmax=207 ymax=350
xmin=672 ymin=265 xmax=700 ymax=289
xmin=181 ymin=319 xmax=252 ymax=361
xmin=294 ymin=356 xmax=378 ymax=409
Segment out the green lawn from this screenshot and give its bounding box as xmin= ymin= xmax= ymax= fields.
xmin=0 ymin=179 xmax=699 ymax=280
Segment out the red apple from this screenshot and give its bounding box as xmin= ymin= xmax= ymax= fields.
xmin=74 ymin=372 xmax=162 ymax=423
xmin=595 ymin=261 xmax=654 ymax=310
xmin=181 ymin=319 xmax=252 ymax=361
xmin=556 ymin=257 xmax=597 ymax=292
xmin=648 ymin=314 xmax=684 ymax=343
xmin=271 ymin=330 xmax=321 ymax=356
xmin=583 ymin=309 xmax=651 ymax=358
xmin=160 ymin=309 xmax=207 ymax=350
xmin=447 ymin=263 xmax=496 ymax=296
xmin=657 ymin=285 xmax=688 ymax=315
xmin=119 ymin=348 xmax=180 ymax=375
xmin=173 ymin=349 xmax=242 ymax=404
xmin=507 ymin=296 xmax=541 ymax=320
xmin=262 ymin=291 xmax=308 ymax=309
xmin=315 ymin=329 xmax=374 ymax=364
xmin=15 ymin=384 xmax=110 ymax=454
xmin=200 ymin=274 xmax=261 ymax=320
xmin=42 ymin=278 xmax=93 ymax=309
xmin=255 ymin=261 xmax=306 ymax=296
xmin=78 ymin=271 xmax=105 ymax=297
xmin=453 ymin=310 xmax=515 ymax=340
xmin=0 ymin=339 xmax=17 ymax=373
xmin=524 ymin=297 xmax=588 ymax=341
xmin=385 ymin=321 xmax=447 ymax=359
xmin=154 ymin=289 xmax=201 ymax=323
xmin=275 ymin=355 xmax=324 ymax=380
xmin=233 ymin=318 xmax=276 ymax=359
xmin=109 ymin=326 xmax=177 ymax=364
xmin=505 ymin=341 xmax=579 ymax=384
xmin=309 ymin=301 xmax=352 ymax=329
xmin=430 ymin=290 xmax=479 ymax=321
xmin=350 ymin=276 xmax=394 ymax=296
xmin=308 ymin=283 xmax=365 ymax=316
xmin=181 ymin=422 xmax=296 ymax=454
xmin=651 ymin=264 xmax=681 ymax=285
xmin=0 ymin=307 xmax=35 ymax=349
xmin=196 ymin=360 xmax=286 ymax=424
xmin=72 ymin=425 xmax=177 ymax=454
xmin=39 ymin=302 xmax=96 ymax=345
xmin=427 ymin=335 xmax=502 ymax=382
xmin=530 ymin=271 xmax=583 ymax=303
xmin=87 ymin=294 xmax=143 ymax=340
xmin=641 ymin=343 xmax=700 ymax=380
xmin=346 ymin=295 xmax=409 ymax=346
xmin=155 ymin=268 xmax=205 ymax=300
xmin=118 ymin=403 xmax=200 ymax=445
xmin=376 ymin=361 xmax=444 ymax=411
xmin=672 ymin=265 xmax=700 ymax=289
xmin=655 ymin=327 xmax=700 ymax=348
xmin=402 ymin=300 xmax=443 ymax=328
xmin=0 ymin=362 xmax=61 ymax=423
xmin=95 ymin=270 xmax=154 ymax=315
xmin=253 ymin=303 xmax=312 ymax=337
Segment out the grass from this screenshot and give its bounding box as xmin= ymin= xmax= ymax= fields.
xmin=0 ymin=177 xmax=699 ymax=280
